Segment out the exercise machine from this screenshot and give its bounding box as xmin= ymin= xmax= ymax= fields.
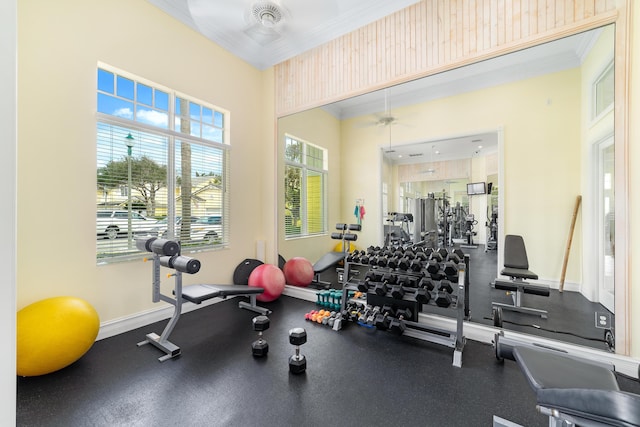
xmin=491 ymin=234 xmax=549 ymax=325
xmin=136 ymin=237 xmax=270 ymax=362
xmin=412 ymin=196 xmax=438 ymax=248
xmin=485 ymin=206 xmax=498 ymax=252
xmin=384 ymin=212 xmax=413 ymax=246
xmin=493 ymin=333 xmax=640 ymax=427
xmin=311 ymin=223 xmax=360 ymax=288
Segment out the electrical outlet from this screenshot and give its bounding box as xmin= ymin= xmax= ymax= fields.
xmin=595 ymin=311 xmax=611 ymax=329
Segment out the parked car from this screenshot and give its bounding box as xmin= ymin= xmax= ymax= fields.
xmin=151 ymin=216 xmax=222 ymax=244
xmin=97 ymin=210 xmax=158 ymax=240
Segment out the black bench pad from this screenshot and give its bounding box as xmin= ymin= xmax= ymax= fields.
xmin=501 ymin=267 xmax=538 ymax=280
xmin=313 ymin=251 xmax=345 ymax=273
xmin=513 ymin=346 xmax=640 ymax=426
xmin=181 ymin=284 xmax=264 ymax=304
xmin=494 ymin=280 xmax=549 ymax=297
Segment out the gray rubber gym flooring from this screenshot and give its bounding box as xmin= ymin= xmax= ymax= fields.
xmin=17 ymin=294 xmax=640 ymax=427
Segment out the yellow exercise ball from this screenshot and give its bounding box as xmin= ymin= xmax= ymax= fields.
xmin=17 ymin=296 xmax=100 ymax=377
xmin=333 ymin=241 xmax=356 ymax=253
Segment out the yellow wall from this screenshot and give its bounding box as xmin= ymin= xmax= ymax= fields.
xmin=17 ymin=0 xmax=274 ymax=323
xmin=277 ymin=108 xmax=342 ymax=263
xmin=341 ymin=68 xmax=582 ymax=286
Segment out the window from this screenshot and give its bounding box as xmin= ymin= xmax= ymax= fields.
xmin=97 ymin=64 xmax=230 ymax=262
xmin=592 ymin=60 xmax=614 ymax=121
xmin=284 ymin=135 xmax=328 ymax=238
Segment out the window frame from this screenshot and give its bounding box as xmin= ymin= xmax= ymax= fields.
xmin=96 ymin=64 xmax=230 ymax=263
xmin=283 ymin=134 xmax=328 ymax=239
xmin=591 ymin=58 xmax=615 ymax=124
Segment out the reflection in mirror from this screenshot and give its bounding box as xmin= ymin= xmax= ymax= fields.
xmin=277 ymin=25 xmax=616 ymax=353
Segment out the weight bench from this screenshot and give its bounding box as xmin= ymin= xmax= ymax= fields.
xmin=135 ymin=237 xmax=271 ymax=361
xmin=492 ymin=234 xmax=549 ymax=321
xmin=181 ymin=284 xmax=268 ymax=315
xmin=311 ymin=223 xmax=360 ymax=288
xmin=494 ymin=342 xmax=640 ymax=427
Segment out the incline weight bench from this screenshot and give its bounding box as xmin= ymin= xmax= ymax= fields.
xmin=311 ymin=223 xmax=360 ymax=288
xmin=493 ymin=333 xmax=640 ymax=427
xmin=135 ymin=237 xmax=270 ymax=362
xmin=492 ymin=235 xmax=549 ymax=325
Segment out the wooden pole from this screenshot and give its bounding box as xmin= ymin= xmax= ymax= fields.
xmin=560 ymin=195 xmax=582 ymax=292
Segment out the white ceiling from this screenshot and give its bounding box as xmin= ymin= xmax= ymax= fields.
xmin=146 ymin=0 xmax=421 ymax=70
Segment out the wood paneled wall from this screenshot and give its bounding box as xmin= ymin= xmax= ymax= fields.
xmin=275 ymin=0 xmax=618 ymax=116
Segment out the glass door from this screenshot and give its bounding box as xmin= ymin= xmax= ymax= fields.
xmin=597 ymin=136 xmax=615 ymax=313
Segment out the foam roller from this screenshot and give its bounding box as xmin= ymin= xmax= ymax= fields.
xmin=135 ymin=237 xmax=157 ymax=253
xmin=150 ymin=239 xmax=180 ymax=256
xmin=159 ymin=255 xmax=201 ymax=274
xmin=172 ymin=256 xmax=201 ymax=274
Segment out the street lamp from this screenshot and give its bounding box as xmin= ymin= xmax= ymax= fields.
xmin=125 ymin=132 xmax=135 ymax=249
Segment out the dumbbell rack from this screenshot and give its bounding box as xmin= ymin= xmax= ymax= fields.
xmin=340 ymin=250 xmax=469 ymax=367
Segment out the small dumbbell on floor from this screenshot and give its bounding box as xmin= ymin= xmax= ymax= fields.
xmin=288 ymin=327 xmax=307 ymax=374
xmin=251 ymin=315 xmax=270 ymax=357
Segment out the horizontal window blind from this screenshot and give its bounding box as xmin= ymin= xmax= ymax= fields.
xmin=97 ymin=64 xmax=230 ymax=262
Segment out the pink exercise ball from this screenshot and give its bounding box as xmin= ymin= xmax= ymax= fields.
xmin=283 ymin=257 xmax=314 ymax=287
xmin=248 ymin=264 xmax=286 ymax=302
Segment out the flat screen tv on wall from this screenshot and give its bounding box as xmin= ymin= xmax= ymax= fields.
xmin=467 ymin=182 xmax=486 ymax=195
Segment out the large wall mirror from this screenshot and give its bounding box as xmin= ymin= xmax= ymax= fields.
xmin=277 ymin=24 xmax=616 ymax=354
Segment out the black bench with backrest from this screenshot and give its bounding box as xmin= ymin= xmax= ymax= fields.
xmin=311 ymin=223 xmax=360 ymax=288
xmin=493 ymin=337 xmax=640 ymax=427
xmin=492 ymin=234 xmax=549 ymax=322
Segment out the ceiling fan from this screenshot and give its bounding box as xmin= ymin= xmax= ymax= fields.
xmin=187 ymin=0 xmax=338 ymax=47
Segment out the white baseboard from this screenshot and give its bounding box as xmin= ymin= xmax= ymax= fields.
xmin=96 ymin=296 xmax=227 ymax=341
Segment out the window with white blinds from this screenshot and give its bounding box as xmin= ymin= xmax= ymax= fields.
xmin=96 ymin=64 xmax=230 ymax=262
xmin=284 ymin=135 xmax=327 ymax=238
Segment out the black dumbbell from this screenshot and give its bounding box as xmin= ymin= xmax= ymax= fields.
xmin=422 ymin=277 xmax=436 ymax=291
xmin=387 ymin=256 xmax=399 ymax=269
xmin=437 ymin=248 xmax=449 ymax=259
xmin=404 ymin=276 xmax=421 ymax=287
xmin=251 ymin=315 xmax=270 ymax=357
xmin=414 ymin=287 xmax=431 ymax=304
xmin=430 ymin=251 xmax=444 ymax=263
xmin=358 ymin=271 xmax=381 ymax=292
xmin=409 ymin=258 xmax=424 ymax=272
xmin=435 ymin=291 xmax=453 ymax=307
xmin=374 ymin=273 xmax=397 ymax=296
xmin=447 ymin=252 xmax=462 ymax=264
xmin=390 ymin=284 xmax=405 ymax=299
xmin=397 ymin=256 xmax=411 ymax=271
xmin=388 ymin=308 xmax=412 ymax=334
xmin=439 ymin=279 xmax=454 ymax=294
xmin=426 ymin=259 xmax=440 ymax=274
xmin=373 ymin=311 xmax=391 ymax=330
xmin=443 ymin=261 xmax=459 ymax=277
xmin=377 ymin=255 xmax=388 ymax=267
xmin=288 ymin=328 xmax=307 ymax=374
